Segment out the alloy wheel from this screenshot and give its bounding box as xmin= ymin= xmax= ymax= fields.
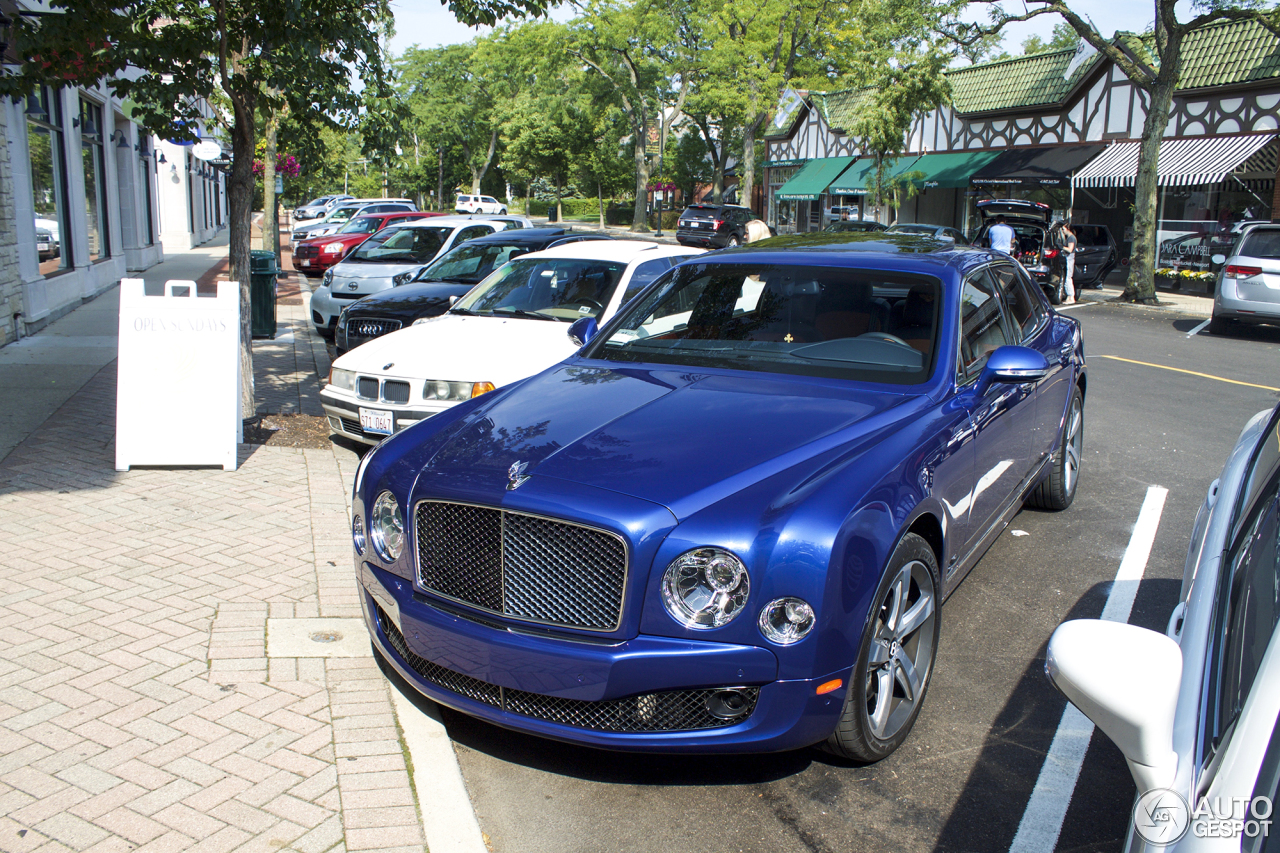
xmin=1063 ymin=394 xmax=1083 ymax=496
xmin=865 ymin=559 xmax=936 ymax=740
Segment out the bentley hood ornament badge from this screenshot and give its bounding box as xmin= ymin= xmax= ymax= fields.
xmin=507 ymin=460 xmax=531 ymax=491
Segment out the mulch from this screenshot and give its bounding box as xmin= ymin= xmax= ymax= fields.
xmin=242 ymin=414 xmax=333 ymax=448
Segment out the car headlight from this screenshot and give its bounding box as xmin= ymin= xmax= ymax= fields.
xmin=370 ymin=491 xmax=404 ymax=562
xmin=324 ymin=242 xmax=345 ymax=254
xmin=352 ymin=515 xmax=366 ymax=556
xmin=411 ymin=317 xmax=433 ymax=326
xmin=323 ymin=269 xmax=334 ymax=286
xmin=337 ymin=307 xmax=349 ymax=330
xmin=392 ymin=272 xmax=415 ymax=287
xmin=329 ymin=368 xmax=355 ymax=391
xmin=423 ymin=380 xmax=495 ymax=401
xmin=758 ymin=597 xmax=815 ymax=645
xmin=661 ymin=547 xmax=749 ymax=629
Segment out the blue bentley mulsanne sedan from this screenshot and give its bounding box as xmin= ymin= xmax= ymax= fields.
xmin=352 ymin=234 xmax=1085 ymax=760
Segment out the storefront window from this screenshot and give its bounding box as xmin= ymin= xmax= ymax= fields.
xmin=1157 ymin=182 xmax=1274 ymax=272
xmin=80 ymin=100 xmax=109 ymax=261
xmin=27 ymin=86 xmax=69 ymax=276
xmin=140 ymin=145 xmax=155 ymax=246
xmin=767 ymin=166 xmax=799 ymax=232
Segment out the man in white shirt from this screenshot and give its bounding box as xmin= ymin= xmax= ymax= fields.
xmin=988 ymin=216 xmax=1016 ymax=254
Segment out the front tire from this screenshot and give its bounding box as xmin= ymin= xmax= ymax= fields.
xmin=823 ymin=532 xmax=940 ymax=762
xmin=1028 ymin=385 xmax=1083 ymax=510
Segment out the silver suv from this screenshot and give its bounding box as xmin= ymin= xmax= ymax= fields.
xmin=1210 ymin=223 xmax=1280 ymax=334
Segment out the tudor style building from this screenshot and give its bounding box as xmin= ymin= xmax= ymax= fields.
xmin=763 ymin=19 xmax=1280 ymax=263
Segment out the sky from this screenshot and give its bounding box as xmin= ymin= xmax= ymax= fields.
xmin=387 ymin=0 xmax=1178 ymax=59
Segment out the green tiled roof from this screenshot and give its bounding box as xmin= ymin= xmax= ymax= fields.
xmin=947 ymin=47 xmax=1098 ymax=115
xmin=810 ymin=89 xmax=875 ymax=133
xmin=1157 ymin=19 xmax=1280 ymax=89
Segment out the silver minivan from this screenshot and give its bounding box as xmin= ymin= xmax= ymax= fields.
xmin=1210 ymin=223 xmax=1280 ymax=334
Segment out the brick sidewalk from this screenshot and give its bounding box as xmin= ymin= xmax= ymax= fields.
xmin=0 ymin=276 xmax=423 ymax=851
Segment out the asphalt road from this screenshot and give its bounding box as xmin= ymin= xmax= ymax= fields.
xmin=438 ymin=302 xmax=1280 ymax=853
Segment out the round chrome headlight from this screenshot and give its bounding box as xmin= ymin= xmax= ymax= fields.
xmin=661 ymin=547 xmax=749 ymax=629
xmin=369 ymin=491 xmax=404 ymax=562
xmin=352 ymin=515 xmax=366 ymax=556
xmin=758 ymin=597 xmax=815 ymax=645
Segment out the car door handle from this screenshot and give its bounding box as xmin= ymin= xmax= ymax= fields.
xmin=1058 ymin=343 xmax=1073 ymax=365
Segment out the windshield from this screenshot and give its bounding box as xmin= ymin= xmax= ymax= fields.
xmin=586 ymin=262 xmax=940 ymax=385
xmin=339 ymin=216 xmax=385 ymax=235
xmin=417 ymin=241 xmax=531 ymax=284
xmin=323 ymin=205 xmax=361 ymax=225
xmin=452 ymin=257 xmax=628 ymax=321
xmin=348 ymin=226 xmax=450 ymax=264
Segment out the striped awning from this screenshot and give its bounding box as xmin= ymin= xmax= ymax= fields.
xmin=1073 ymin=134 xmax=1275 ymax=188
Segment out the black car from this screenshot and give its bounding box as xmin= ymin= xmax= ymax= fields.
xmin=823 ymin=220 xmax=887 ymax=233
xmin=334 ymin=227 xmax=612 ymax=354
xmin=676 ymin=203 xmax=756 ymax=248
xmin=1068 ymin=224 xmax=1120 ymax=289
xmin=972 ymin=200 xmax=1119 ymax=302
xmin=886 ymin=223 xmax=969 ymax=244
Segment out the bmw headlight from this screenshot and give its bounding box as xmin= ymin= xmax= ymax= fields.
xmin=423 ymin=380 xmax=495 ymax=401
xmin=323 ymin=242 xmax=345 ymax=254
xmin=328 ymin=368 xmax=355 ymax=391
xmin=661 ymin=547 xmax=749 ymax=629
xmin=758 ymin=597 xmax=815 ymax=645
xmin=369 ymin=491 xmax=404 ymax=562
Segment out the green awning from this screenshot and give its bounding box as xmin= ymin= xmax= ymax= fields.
xmin=909 ymin=150 xmax=1002 ymax=189
xmin=775 ymin=156 xmax=857 ymax=201
xmin=828 ymin=156 xmax=921 ymax=194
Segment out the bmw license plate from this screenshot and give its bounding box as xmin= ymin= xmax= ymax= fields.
xmin=359 ymin=407 xmax=394 ymax=435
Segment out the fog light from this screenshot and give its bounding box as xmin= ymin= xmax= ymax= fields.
xmin=705 ymin=688 xmax=752 ymax=720
xmin=370 ymin=491 xmax=404 ymax=562
xmin=352 ymin=515 xmax=366 ymax=555
xmin=758 ymin=597 xmax=815 ymax=645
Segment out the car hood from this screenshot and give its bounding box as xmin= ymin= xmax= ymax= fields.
xmin=333 ymin=313 xmax=580 ymax=386
xmin=328 ymin=260 xmax=424 ymax=284
xmin=417 ymin=365 xmax=916 ymax=518
xmin=345 ymin=281 xmax=477 ymax=317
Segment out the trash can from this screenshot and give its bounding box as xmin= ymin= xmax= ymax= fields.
xmin=249 ymin=250 xmax=277 ymax=338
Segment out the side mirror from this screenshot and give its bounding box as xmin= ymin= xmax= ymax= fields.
xmin=1047 ymin=620 xmax=1181 ymax=792
xmin=448 ymin=295 xmax=459 ymax=306
xmin=975 ymin=345 xmax=1050 ymax=395
xmin=1211 ymin=254 xmax=1226 ymax=265
xmin=568 ymin=316 xmax=598 ymax=348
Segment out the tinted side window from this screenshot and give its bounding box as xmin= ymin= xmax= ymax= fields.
xmin=990 ymin=263 xmax=1046 ymax=340
xmin=455 ymin=225 xmax=494 ymax=245
xmin=621 ymin=258 xmax=672 ymax=305
xmin=958 ymin=270 xmax=1012 ymax=382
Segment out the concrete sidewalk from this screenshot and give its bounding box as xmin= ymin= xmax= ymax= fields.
xmin=0 ymin=241 xmax=485 ymax=853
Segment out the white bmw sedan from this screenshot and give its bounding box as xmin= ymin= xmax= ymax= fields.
xmin=320 ymin=241 xmax=701 ymax=444
xmin=1047 ymin=400 xmax=1280 ymax=852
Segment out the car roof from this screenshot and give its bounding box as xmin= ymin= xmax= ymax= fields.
xmin=517 ymin=240 xmax=700 ymax=264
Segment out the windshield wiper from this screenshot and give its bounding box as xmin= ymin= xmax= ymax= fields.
xmin=449 ymin=307 xmax=482 ymax=316
xmin=491 ymin=307 xmax=561 ymax=321
xmin=434 ymin=275 xmax=480 ymax=284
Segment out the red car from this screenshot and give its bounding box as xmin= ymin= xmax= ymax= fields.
xmin=292 ymin=210 xmax=444 ymax=276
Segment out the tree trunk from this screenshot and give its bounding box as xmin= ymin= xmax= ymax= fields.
xmin=263 ymin=110 xmax=278 ymax=263
xmin=598 ymin=180 xmax=605 ymax=228
xmin=437 ymin=146 xmax=444 ymax=212
xmin=741 ymin=114 xmax=765 ymax=214
xmin=228 ymin=98 xmax=257 ymax=418
xmin=1125 ymin=70 xmax=1179 ymax=304
xmin=631 ymin=127 xmax=650 ymax=233
xmin=472 ymin=129 xmax=498 ymax=194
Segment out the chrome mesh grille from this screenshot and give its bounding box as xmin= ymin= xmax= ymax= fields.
xmin=415 ymin=501 xmax=626 ymax=631
xmin=377 ymin=607 xmax=756 ymax=732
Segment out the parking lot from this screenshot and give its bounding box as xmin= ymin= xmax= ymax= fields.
xmin=420 ymin=302 xmax=1280 ymax=853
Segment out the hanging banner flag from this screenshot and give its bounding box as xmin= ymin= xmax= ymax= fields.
xmin=774 ymin=88 xmax=804 ymax=131
xmin=1064 ymin=37 xmax=1098 ymax=80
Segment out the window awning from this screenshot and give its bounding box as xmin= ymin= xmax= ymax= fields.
xmin=1073 ymin=134 xmax=1276 ymax=188
xmin=970 ymin=144 xmax=1106 ymax=187
xmin=906 ymin=150 xmax=1003 ymax=189
xmin=775 ymin=156 xmax=857 ymax=200
xmin=828 ymin=156 xmax=920 ymax=195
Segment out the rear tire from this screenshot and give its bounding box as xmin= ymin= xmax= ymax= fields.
xmin=1047 ymin=277 xmax=1065 ymax=305
xmin=728 ymin=235 xmax=741 ymax=248
xmin=822 ymin=532 xmax=940 ymax=763
xmin=1027 ymin=385 xmax=1083 ymax=510
xmin=1208 ymin=314 xmax=1231 ymax=335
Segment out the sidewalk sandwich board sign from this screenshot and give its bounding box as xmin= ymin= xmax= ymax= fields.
xmin=115 ymin=278 xmax=242 ymax=471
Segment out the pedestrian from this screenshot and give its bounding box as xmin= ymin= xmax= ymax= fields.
xmin=745 ymin=219 xmax=771 ymax=243
xmin=1058 ymin=221 xmax=1078 ymax=304
xmin=988 ymin=215 xmax=1016 ymax=254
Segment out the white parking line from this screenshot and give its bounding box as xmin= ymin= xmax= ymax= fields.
xmin=1185 ymin=318 xmax=1212 ymax=338
xmin=1007 ymin=485 xmax=1169 ymax=853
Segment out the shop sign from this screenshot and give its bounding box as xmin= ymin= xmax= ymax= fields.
xmin=192 ymin=140 xmax=222 ymax=161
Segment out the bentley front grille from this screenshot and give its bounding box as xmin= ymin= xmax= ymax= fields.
xmin=415 ymin=501 xmax=627 ymax=632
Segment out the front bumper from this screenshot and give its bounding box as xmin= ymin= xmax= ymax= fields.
xmin=320 ymin=388 xmax=449 ymax=445
xmin=360 ymin=563 xmax=845 ymax=752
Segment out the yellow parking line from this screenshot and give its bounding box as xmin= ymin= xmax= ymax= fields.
xmin=1093 ymin=355 xmax=1280 ymax=392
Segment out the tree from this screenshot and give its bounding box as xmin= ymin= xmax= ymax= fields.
xmin=948 ymin=1 xmax=1280 ymax=303
xmin=1 ymin=0 xmax=546 ymax=410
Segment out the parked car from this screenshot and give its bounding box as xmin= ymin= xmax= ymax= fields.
xmin=293 ymin=194 xmax=352 ymax=222
xmin=350 ymin=235 xmax=1086 ymax=757
xmin=1209 ymin=223 xmax=1280 ymax=335
xmin=293 ymin=211 xmax=445 ymax=277
xmin=335 ymin=227 xmax=613 ymax=355
xmin=1046 ymin=400 xmax=1280 ymax=851
xmin=455 ymin=194 xmax=507 ymax=215
xmin=886 ymin=223 xmax=969 ymax=244
xmin=824 ymin=220 xmax=887 ymax=234
xmin=321 ymin=241 xmax=700 ymax=443
xmin=1067 ymin=224 xmax=1120 ymax=289
xmin=676 ymin=203 xmax=757 ymax=249
xmin=311 ymin=216 xmax=516 ymax=338
xmin=972 ymin=199 xmax=1063 ymax=302
xmin=291 ymin=199 xmax=416 ymax=244
xmin=35 ymin=221 xmax=59 ymax=260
